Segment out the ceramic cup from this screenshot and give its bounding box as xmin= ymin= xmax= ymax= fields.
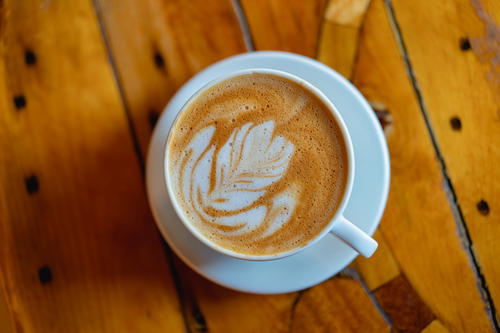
xmin=164 ymin=68 xmax=378 ymax=261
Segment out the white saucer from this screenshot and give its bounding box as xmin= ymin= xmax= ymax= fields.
xmin=146 ymin=51 xmax=390 ymax=294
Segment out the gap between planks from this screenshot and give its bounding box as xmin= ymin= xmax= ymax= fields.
xmin=232 ymin=0 xmax=255 ymax=51
xmin=384 ymin=0 xmax=500 ymax=330
xmin=90 ymin=1 xmax=205 ymax=332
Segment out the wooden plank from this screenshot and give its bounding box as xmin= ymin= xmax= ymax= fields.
xmin=290 ymin=277 xmax=390 ymax=332
xmin=0 ymin=0 xmax=185 ymax=331
xmin=183 ymin=265 xmax=296 ymax=333
xmin=240 ymin=0 xmax=327 ymax=56
xmin=0 ymin=285 xmax=14 ymax=333
xmin=95 ymin=0 xmax=293 ymax=330
xmin=353 ymin=231 xmax=399 ymax=290
xmin=342 ymin=0 xmax=495 ymax=331
xmin=95 ymin=0 xmax=247 ymax=154
xmin=374 ymin=274 xmax=435 ymax=333
xmin=317 ymin=0 xmax=371 ymax=78
xmin=422 ymin=320 xmax=452 ymax=333
xmin=390 ymin=0 xmax=500 ymax=319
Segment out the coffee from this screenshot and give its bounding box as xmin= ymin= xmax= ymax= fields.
xmin=167 ymin=73 xmax=348 ymax=256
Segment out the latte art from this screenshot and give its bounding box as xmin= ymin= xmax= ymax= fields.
xmin=168 ymin=73 xmax=348 ymax=256
xmin=175 ymin=121 xmax=296 ymax=238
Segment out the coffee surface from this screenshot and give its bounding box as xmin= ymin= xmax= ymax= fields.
xmin=168 ymin=73 xmax=348 ymax=256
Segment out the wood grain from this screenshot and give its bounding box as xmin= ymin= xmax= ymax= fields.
xmin=422 ymin=320 xmax=452 ymax=333
xmin=184 ymin=267 xmax=296 ymax=333
xmin=240 ymin=0 xmax=327 ymax=56
xmin=375 ymin=274 xmax=435 ymax=333
xmin=347 ymin=0 xmax=494 ymax=331
xmin=353 ymin=231 xmax=399 ymax=290
xmin=317 ymin=0 xmax=371 ymax=78
xmin=0 ymin=284 xmax=14 ymax=333
xmin=95 ymin=0 xmax=247 ymax=153
xmin=290 ymin=277 xmax=390 ymax=333
xmin=390 ymin=0 xmax=500 ymax=319
xmin=0 ymin=0 xmax=184 ymax=331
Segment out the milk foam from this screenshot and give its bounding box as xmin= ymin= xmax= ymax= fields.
xmin=168 ymin=73 xmax=347 ymax=256
xmin=174 ymin=121 xmax=296 ymax=236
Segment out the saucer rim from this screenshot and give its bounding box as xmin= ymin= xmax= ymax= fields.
xmin=146 ymin=51 xmax=390 ymax=294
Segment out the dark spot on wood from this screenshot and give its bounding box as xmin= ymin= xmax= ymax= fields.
xmin=148 ymin=110 xmax=159 ymax=129
xmin=25 ymin=49 xmax=37 ymax=65
xmin=25 ymin=175 xmax=39 ymax=194
xmin=38 ymin=266 xmax=52 ymax=284
xmin=477 ymin=199 xmax=490 ymax=216
xmin=459 ymin=37 xmax=471 ymax=51
xmin=450 ymin=116 xmax=462 ymax=130
xmin=192 ymin=307 xmax=208 ymax=332
xmin=374 ymin=274 xmax=435 ymax=333
xmin=370 ymin=101 xmax=393 ymax=134
xmin=13 ymin=95 xmax=27 ymax=110
xmin=153 ymin=51 xmax=165 ymax=69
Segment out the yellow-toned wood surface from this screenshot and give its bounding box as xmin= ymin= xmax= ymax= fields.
xmin=391 ymin=0 xmax=500 ymax=313
xmin=350 ymin=0 xmax=495 ymax=331
xmin=290 ymin=278 xmax=390 ymax=332
xmin=95 ymin=0 xmax=247 ymax=153
xmin=0 ymin=0 xmax=499 ymax=332
xmin=317 ymin=0 xmax=371 ymax=78
xmin=0 ymin=0 xmax=184 ymax=331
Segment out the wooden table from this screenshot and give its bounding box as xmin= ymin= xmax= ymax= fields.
xmin=1 ymin=0 xmax=498 ymax=332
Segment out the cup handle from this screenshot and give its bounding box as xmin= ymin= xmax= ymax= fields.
xmin=329 ymin=216 xmax=378 ymax=257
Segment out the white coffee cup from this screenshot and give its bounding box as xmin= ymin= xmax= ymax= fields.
xmin=164 ymin=68 xmax=378 ymax=260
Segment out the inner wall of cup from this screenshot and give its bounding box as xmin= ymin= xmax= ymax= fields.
xmin=164 ymin=68 xmax=354 ymax=260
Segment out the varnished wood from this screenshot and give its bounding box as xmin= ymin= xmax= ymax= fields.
xmin=353 ymin=231 xmax=399 ymax=290
xmin=317 ymin=0 xmax=371 ymax=78
xmin=391 ymin=0 xmax=500 ymax=317
xmin=95 ymin=0 xmax=247 ymax=153
xmin=349 ymin=0 xmax=495 ymax=331
xmin=290 ymin=277 xmax=390 ymax=332
xmin=0 ymin=0 xmax=184 ymax=331
xmin=0 ymin=287 xmax=14 ymax=333
xmin=240 ymin=0 xmax=327 ymax=56
xmin=185 ymin=268 xmax=296 ymax=333
xmin=0 ymin=0 xmax=498 ymax=331
xmin=422 ymin=320 xmax=452 ymax=333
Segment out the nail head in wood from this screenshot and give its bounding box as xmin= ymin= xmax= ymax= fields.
xmin=449 ymin=116 xmax=462 ymax=131
xmin=153 ymin=51 xmax=165 ymax=69
xmin=25 ymin=49 xmax=37 ymax=65
xmin=13 ymin=95 xmax=27 ymax=110
xmin=38 ymin=266 xmax=52 ymax=284
xmin=25 ymin=175 xmax=39 ymax=194
xmin=459 ymin=37 xmax=471 ymax=51
xmin=476 ymin=200 xmax=490 ymax=216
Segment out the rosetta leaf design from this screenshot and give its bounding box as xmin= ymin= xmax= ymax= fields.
xmin=207 ymin=121 xmax=294 ymax=211
xmin=177 ymin=121 xmax=296 ymax=235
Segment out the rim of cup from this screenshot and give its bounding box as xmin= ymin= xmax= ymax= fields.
xmin=164 ymin=68 xmax=355 ymax=261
